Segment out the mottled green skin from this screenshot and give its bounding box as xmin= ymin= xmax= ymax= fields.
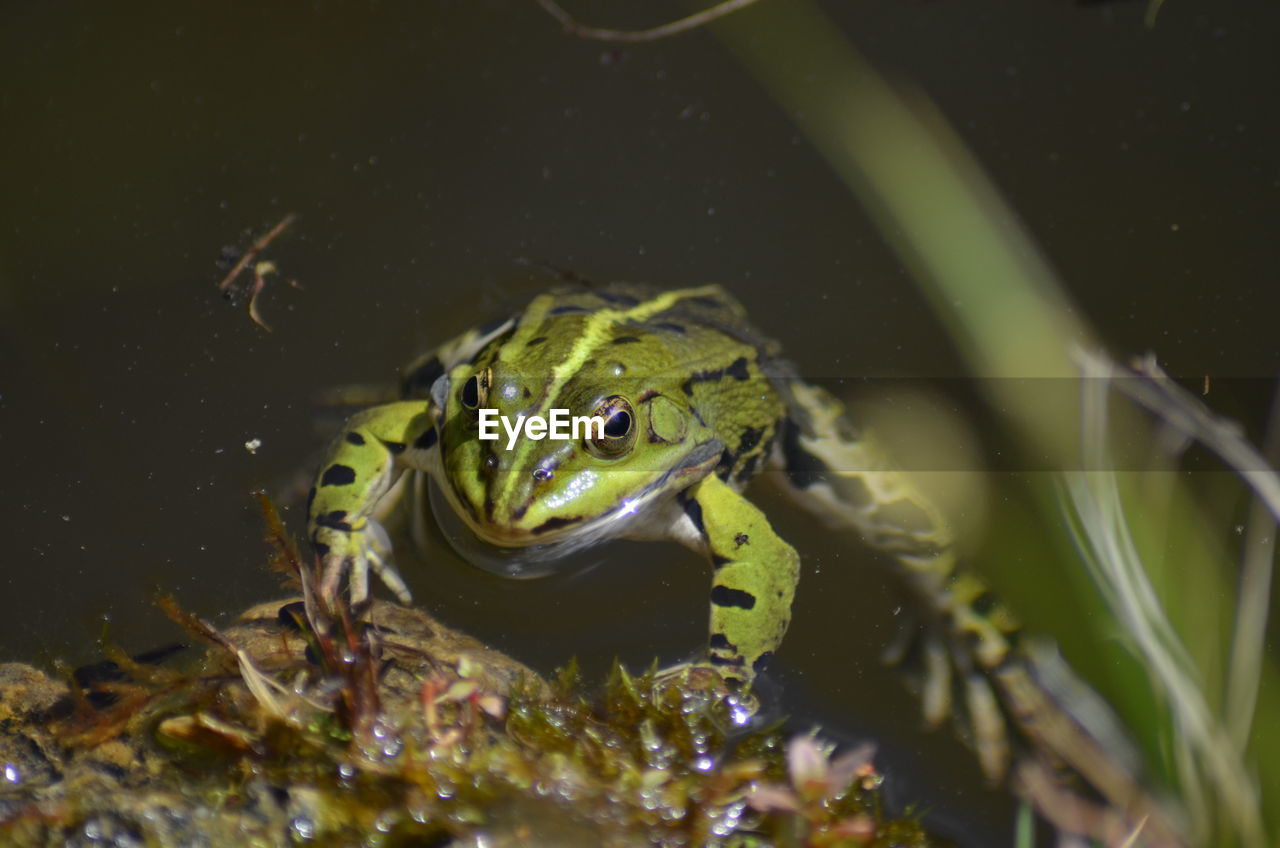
xmin=307 ymin=283 xmax=1021 ymax=767
xmin=311 ymin=285 xmax=817 ymax=681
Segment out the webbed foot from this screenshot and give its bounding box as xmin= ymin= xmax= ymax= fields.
xmin=653 ymin=662 xmax=760 ymax=726
xmin=884 ymin=617 xmax=1011 ymax=782
xmin=314 ymin=517 xmax=412 ymax=606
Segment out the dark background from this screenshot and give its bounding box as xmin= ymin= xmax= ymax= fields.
xmin=2 ymin=1 xmax=1276 ymax=843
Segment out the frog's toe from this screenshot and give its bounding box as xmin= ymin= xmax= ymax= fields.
xmin=349 ymin=554 xmax=371 ymax=605
xmin=920 ymin=635 xmax=952 ymax=728
xmin=318 ymin=558 xmax=345 ymax=604
xmin=355 ymin=518 xmax=412 ymax=603
xmin=366 ymin=546 xmax=412 ymax=604
xmin=315 ymin=531 xmax=353 ymax=604
xmin=963 ymin=672 xmax=1010 ymax=782
xmin=341 ymin=526 xmax=379 ymax=605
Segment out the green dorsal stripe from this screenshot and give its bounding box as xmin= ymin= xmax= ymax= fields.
xmin=488 ymin=286 xmax=723 ymax=509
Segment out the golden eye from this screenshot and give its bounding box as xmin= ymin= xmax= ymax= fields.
xmin=586 ymin=395 xmax=636 ymax=458
xmin=460 ymin=368 xmax=491 ymax=411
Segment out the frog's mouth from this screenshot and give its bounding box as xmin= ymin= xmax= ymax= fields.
xmin=425 ymin=439 xmax=723 ymax=576
xmin=424 ymin=478 xmax=607 ymax=578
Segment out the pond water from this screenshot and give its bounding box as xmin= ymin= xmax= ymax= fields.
xmin=2 ymin=1 xmax=1276 ymax=844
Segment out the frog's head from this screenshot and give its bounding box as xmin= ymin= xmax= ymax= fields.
xmin=436 ymin=357 xmax=721 ymax=551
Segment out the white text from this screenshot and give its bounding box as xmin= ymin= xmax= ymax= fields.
xmin=477 ymin=408 xmax=605 ymax=450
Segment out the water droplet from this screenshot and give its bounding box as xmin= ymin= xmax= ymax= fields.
xmin=291 ymin=816 xmax=315 ymax=839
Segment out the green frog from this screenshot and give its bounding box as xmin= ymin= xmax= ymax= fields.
xmin=306 ymin=284 xmax=1024 ymax=757
xmin=305 ymin=282 xmax=1187 ymax=842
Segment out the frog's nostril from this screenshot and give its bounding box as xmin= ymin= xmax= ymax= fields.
xmin=532 ymin=467 xmax=553 ymax=482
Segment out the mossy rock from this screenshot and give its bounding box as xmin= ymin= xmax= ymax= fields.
xmin=0 ymin=599 xmax=933 ymax=847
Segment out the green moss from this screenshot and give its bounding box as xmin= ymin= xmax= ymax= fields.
xmin=0 ymin=639 xmax=934 ymax=846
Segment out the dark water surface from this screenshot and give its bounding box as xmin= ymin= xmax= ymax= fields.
xmin=2 ymin=1 xmax=1276 ymax=844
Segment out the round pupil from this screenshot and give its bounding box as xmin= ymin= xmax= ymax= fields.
xmin=603 ymin=410 xmax=631 ymax=438
xmin=461 ymin=376 xmax=480 ymax=408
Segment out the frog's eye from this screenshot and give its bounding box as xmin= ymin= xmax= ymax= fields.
xmin=460 ymin=377 xmax=480 ymax=409
xmin=586 ymin=395 xmax=636 ymax=458
xmin=460 ymin=368 xmax=492 ymax=411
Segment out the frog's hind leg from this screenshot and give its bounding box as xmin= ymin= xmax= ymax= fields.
xmin=772 ymin=381 xmax=1020 ymax=779
xmin=771 ymin=384 xmax=1192 ymax=841
xmin=771 ymin=382 xmax=1020 ymax=662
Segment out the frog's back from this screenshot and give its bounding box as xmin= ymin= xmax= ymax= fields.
xmin=510 ymin=282 xmax=779 ymax=365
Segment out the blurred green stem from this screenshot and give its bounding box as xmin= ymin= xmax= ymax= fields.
xmin=709 ymin=0 xmax=1275 ymax=843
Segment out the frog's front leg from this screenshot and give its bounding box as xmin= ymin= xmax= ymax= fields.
xmin=676 ymin=474 xmax=800 ymax=687
xmin=307 ymin=400 xmax=438 ymax=605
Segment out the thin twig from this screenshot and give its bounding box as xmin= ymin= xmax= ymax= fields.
xmin=216 ymin=213 xmax=298 ymax=332
xmin=215 ymin=214 xmax=296 ymax=293
xmin=1088 ymin=351 xmax=1280 ymax=530
xmin=535 ymin=0 xmax=762 ymax=43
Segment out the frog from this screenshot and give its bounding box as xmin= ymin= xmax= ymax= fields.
xmin=302 ymin=282 xmax=1193 ymax=844
xmin=305 ymin=283 xmax=1032 ymax=761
